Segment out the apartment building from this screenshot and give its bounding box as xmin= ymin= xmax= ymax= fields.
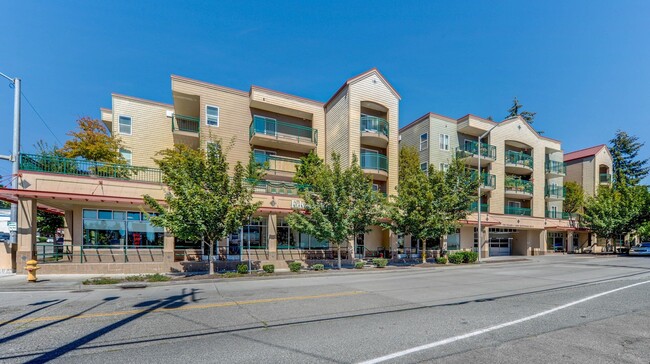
xmin=399 ymin=113 xmax=574 ymax=258
xmin=0 ymin=68 xmax=399 ymax=273
xmin=564 ymin=144 xmax=613 ymax=196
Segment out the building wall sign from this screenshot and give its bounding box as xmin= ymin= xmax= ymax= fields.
xmin=291 ymin=200 xmax=305 ymax=209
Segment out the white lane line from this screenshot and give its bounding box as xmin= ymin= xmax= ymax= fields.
xmin=359 ymin=280 xmax=650 ymax=364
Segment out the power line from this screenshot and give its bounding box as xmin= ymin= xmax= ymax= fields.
xmin=20 ymin=91 xmax=63 ymax=146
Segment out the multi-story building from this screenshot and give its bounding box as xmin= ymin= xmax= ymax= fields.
xmin=399 ymin=113 xmax=574 ymax=257
xmin=0 ymin=68 xmax=399 ymax=273
xmin=564 ymin=144 xmax=613 ymax=196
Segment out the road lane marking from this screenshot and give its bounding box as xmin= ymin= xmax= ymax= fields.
xmin=359 ymin=280 xmax=650 ymax=364
xmin=0 ymin=290 xmax=365 ymax=326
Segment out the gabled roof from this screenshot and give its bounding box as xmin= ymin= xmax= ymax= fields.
xmin=498 ymin=116 xmax=562 ymax=143
xmin=399 ymin=112 xmax=456 ymax=133
xmin=325 ymin=68 xmax=401 ymax=107
xmin=249 ymin=85 xmax=324 ymax=107
xmin=564 ymin=144 xmax=607 ymax=162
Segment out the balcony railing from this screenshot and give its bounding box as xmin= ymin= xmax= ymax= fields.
xmin=360 ymin=114 xmax=389 ymax=138
xmin=264 ymin=155 xmax=301 ymax=175
xmin=505 ymin=206 xmax=531 ymax=216
xmin=250 ymin=115 xmax=318 ymax=145
xmin=360 ymin=152 xmax=388 ymax=173
xmin=504 ymin=177 xmax=534 ymax=195
xmin=471 ymin=171 xmax=496 ymax=189
xmin=470 ymin=202 xmax=489 ymax=212
xmin=251 ymin=180 xmax=308 ymax=196
xmin=545 ymin=210 xmax=573 ymax=219
xmin=19 ymin=154 xmax=162 ymax=184
xmin=505 ymin=150 xmax=534 ymax=169
xmin=172 ymin=114 xmax=200 ymax=133
xmin=545 ymin=185 xmax=566 ymax=199
xmin=600 ymin=173 xmax=612 ymax=184
xmin=545 ymin=160 xmax=566 ymax=175
xmin=457 ymin=140 xmax=497 ymax=160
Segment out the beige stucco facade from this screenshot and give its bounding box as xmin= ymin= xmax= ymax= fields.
xmin=564 ymin=145 xmax=613 ymax=196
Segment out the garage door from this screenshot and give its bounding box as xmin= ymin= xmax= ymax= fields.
xmin=489 ymin=238 xmax=511 ymax=256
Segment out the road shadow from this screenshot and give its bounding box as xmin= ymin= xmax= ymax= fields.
xmin=23 ymin=288 xmax=200 ymax=363
xmin=0 ymin=299 xmax=66 ymax=329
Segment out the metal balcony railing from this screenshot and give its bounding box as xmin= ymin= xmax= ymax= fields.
xmin=505 ymin=150 xmax=534 ymax=169
xmin=360 ymin=152 xmax=389 ymax=173
xmin=360 ymin=114 xmax=389 ymax=138
xmin=600 ymin=173 xmax=612 ymax=184
xmin=249 ymin=116 xmax=318 ymax=145
xmin=504 ymin=206 xmax=531 ymax=216
xmin=545 ymin=210 xmax=572 ymax=219
xmin=471 ymin=171 xmax=496 ymax=188
xmin=470 ymin=202 xmax=489 ymax=212
xmin=545 ymin=160 xmax=566 ymax=175
xmin=504 ymin=177 xmax=534 ymax=195
xmin=458 ymin=139 xmax=497 ymax=160
xmin=172 ymin=114 xmax=200 ymax=133
xmin=545 ymin=185 xmax=566 ymax=199
xmin=19 ymin=154 xmax=162 ymax=184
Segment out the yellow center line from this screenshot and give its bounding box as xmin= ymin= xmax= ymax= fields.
xmin=0 ymin=290 xmax=366 ymax=326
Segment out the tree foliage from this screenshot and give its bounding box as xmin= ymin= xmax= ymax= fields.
xmin=506 ymin=97 xmax=536 ymax=124
xmin=563 ymin=181 xmax=585 ymax=214
xmin=387 ymin=147 xmax=478 ymax=262
xmin=37 ymin=210 xmax=64 ymax=237
xmin=609 ymin=130 xmax=649 ymax=190
xmin=286 ymin=153 xmax=383 ymax=269
xmin=61 ymin=117 xmax=127 ymax=163
xmin=143 ymin=143 xmax=262 ymax=274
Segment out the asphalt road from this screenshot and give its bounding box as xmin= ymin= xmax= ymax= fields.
xmin=0 ymin=255 xmax=649 ymax=363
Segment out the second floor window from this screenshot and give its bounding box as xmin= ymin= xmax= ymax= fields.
xmin=439 ymin=134 xmax=449 ymax=151
xmin=120 ymin=148 xmax=132 ymax=165
xmin=119 ymin=116 xmax=132 ymax=135
xmin=420 ymin=133 xmax=428 ymax=151
xmin=206 ymin=105 xmax=219 ymax=127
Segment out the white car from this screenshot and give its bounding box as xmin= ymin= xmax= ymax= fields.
xmin=629 ymin=242 xmax=650 ymax=256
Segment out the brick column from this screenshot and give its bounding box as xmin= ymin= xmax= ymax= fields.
xmin=267 ymin=214 xmax=277 ymax=260
xmin=15 ymin=197 xmax=37 ymax=272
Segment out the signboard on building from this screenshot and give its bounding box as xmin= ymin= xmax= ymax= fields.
xmin=7 ymin=222 xmax=16 ymax=232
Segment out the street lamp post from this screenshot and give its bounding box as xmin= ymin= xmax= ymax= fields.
xmin=0 ymin=71 xmax=21 ymax=246
xmin=476 ymin=123 xmax=499 ymax=263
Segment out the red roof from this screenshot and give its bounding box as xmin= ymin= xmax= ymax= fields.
xmin=564 ymin=144 xmax=606 ymax=162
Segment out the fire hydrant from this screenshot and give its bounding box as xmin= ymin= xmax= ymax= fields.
xmin=25 ymin=260 xmax=40 ymax=282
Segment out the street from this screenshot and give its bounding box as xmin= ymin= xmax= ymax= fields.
xmin=1 ymin=255 xmax=649 ymax=363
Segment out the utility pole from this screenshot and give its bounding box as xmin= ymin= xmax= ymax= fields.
xmin=0 ymin=71 xmax=21 ymax=246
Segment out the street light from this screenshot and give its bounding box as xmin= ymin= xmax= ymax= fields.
xmin=476 ymin=122 xmax=499 ymax=263
xmin=0 ymin=71 xmax=21 ymax=246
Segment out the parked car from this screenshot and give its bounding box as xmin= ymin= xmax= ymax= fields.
xmin=0 ymin=232 xmax=10 ymax=242
xmin=629 ymin=242 xmax=650 ymax=256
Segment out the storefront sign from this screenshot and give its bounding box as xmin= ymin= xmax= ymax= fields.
xmin=291 ymin=200 xmax=305 ymax=209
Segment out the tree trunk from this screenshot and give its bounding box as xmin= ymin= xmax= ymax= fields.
xmin=337 ymin=244 xmax=342 ymax=270
xmin=422 ymin=238 xmax=426 ymax=264
xmin=207 ymin=240 xmax=214 ymax=275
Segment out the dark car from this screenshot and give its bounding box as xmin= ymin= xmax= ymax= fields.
xmin=0 ymin=232 xmax=10 ymax=243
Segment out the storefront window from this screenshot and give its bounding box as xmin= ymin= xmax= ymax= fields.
xmin=447 ymin=230 xmax=460 ymax=250
xmin=242 ymin=218 xmax=267 ymax=249
xmin=277 ymin=218 xmax=298 ymax=249
xmin=83 ymin=209 xmax=164 ymax=247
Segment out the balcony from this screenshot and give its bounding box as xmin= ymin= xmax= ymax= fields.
xmin=19 ymin=154 xmax=162 ymax=184
xmin=470 ymin=202 xmax=489 ymax=213
xmin=249 ymin=116 xmax=317 ymax=153
xmin=545 ymin=210 xmax=572 ymax=219
xmin=456 ymin=140 xmax=497 ymax=167
xmin=260 ymin=155 xmax=301 ymax=180
xmin=504 ymin=177 xmax=534 ymax=199
xmin=172 ymin=114 xmax=200 ymax=136
xmin=545 ymin=185 xmax=566 ymax=200
xmin=505 ymin=206 xmax=531 ymax=216
xmin=545 ymin=160 xmax=566 ymax=176
xmin=505 ymin=150 xmax=534 ymax=174
xmin=360 ymin=152 xmax=389 ymax=181
xmin=471 ymin=171 xmax=496 ymax=191
xmin=600 ymin=173 xmax=612 ymax=184
xmin=360 ymin=114 xmax=389 ymax=148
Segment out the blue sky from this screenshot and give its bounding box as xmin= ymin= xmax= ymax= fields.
xmin=1 ymin=0 xmax=649 ymax=179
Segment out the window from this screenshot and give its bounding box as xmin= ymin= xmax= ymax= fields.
xmin=420 ymin=133 xmax=428 ymax=151
xmin=439 ymin=134 xmax=449 ymax=151
xmin=372 ymin=184 xmax=380 ymax=192
xmin=120 ymin=148 xmax=132 ymax=165
xmin=420 ymin=162 xmax=428 ymax=174
xmin=82 ymin=209 xmax=164 ymax=247
xmin=206 ymin=105 xmax=219 ymax=126
xmin=118 ymin=116 xmax=132 ymax=135
xmin=508 ymin=201 xmax=522 ymax=208
xmin=439 ymin=163 xmax=449 ymax=172
xmin=253 ymin=149 xmax=276 ymax=164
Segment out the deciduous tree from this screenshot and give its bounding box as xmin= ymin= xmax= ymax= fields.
xmin=61 ymin=117 xmax=126 ymax=163
xmin=564 ymin=181 xmax=585 ymax=214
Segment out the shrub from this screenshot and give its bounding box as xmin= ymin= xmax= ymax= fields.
xmin=262 ymin=264 xmax=275 ymax=273
xmin=448 ymin=252 xmax=464 ymax=264
xmin=372 ymin=258 xmax=388 ymax=268
xmin=435 ymin=256 xmax=448 ymax=264
xmin=312 ymin=264 xmax=324 ymax=271
xmin=462 ymin=251 xmax=478 ymax=263
xmin=237 ymin=263 xmax=249 ymax=274
xmin=289 ymin=261 xmax=302 ymax=272
xmin=354 ymin=261 xmax=365 ymax=269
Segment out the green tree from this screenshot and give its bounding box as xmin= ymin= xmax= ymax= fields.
xmin=506 ymin=97 xmax=536 ymax=124
xmin=37 ymin=210 xmax=64 ymax=237
xmin=564 ymin=181 xmax=585 ymax=214
xmin=143 ymin=142 xmax=262 ymax=275
xmin=286 ymin=153 xmax=382 ymax=269
xmin=61 ymin=117 xmax=127 ymax=163
xmin=293 ymin=151 xmax=324 ymax=186
xmin=387 ymin=147 xmax=478 ymax=263
xmin=609 ymin=130 xmax=649 ymax=190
